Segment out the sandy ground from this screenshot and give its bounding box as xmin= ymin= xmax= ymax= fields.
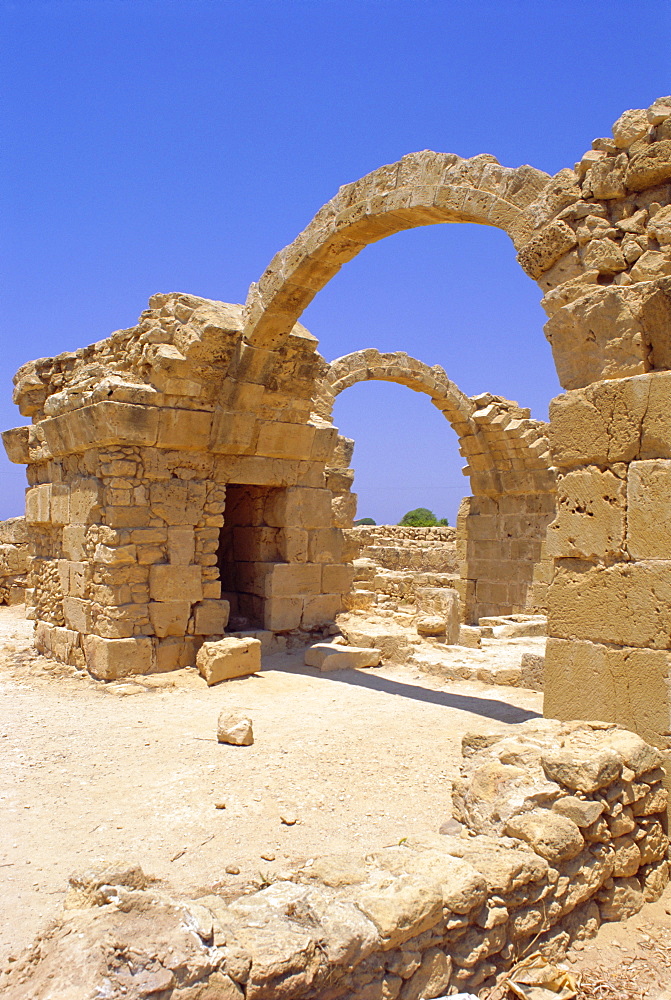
xmin=2 ymin=603 xmax=671 ymax=998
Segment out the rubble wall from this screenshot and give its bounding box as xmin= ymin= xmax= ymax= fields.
xmin=2 ymin=722 xmax=667 ymax=999
xmin=0 ymin=516 xmax=28 ymax=605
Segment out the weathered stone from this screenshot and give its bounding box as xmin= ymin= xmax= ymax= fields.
xmin=599 ymin=876 xmax=644 ymax=921
xmin=197 ymin=637 xmax=262 ymax=686
xmin=505 ymin=810 xmax=584 ymax=864
xmin=552 ymin=796 xmax=604 ymax=828
xmin=217 ymin=711 xmax=254 ymax=746
xmin=304 ymin=642 xmax=381 ymax=671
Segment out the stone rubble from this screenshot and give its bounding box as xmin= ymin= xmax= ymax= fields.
xmin=2 ymin=721 xmax=667 ymax=999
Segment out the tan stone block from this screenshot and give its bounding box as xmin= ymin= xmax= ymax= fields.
xmin=544 ymin=638 xmax=671 ymax=749
xmin=83 ymin=634 xmax=155 ymax=679
xmin=25 ymin=484 xmax=51 ymax=524
xmin=263 ymin=596 xmax=303 ymax=631
xmin=193 ymin=598 xmax=230 ymax=635
xmin=69 ymin=478 xmax=102 ymax=524
xmin=233 ymin=527 xmax=281 ymax=563
xmin=93 ymin=543 xmax=137 ymax=565
xmin=95 ymin=604 xmax=149 ymax=639
xmin=307 ymin=528 xmax=343 ymax=563
xmin=546 ymin=467 xmax=626 ymax=559
xmin=104 ymin=506 xmax=152 ymax=528
xmin=148 ymin=600 xmax=191 ymax=638
xmin=1 ymin=425 xmax=30 ymax=464
xmin=62 ymin=524 xmax=87 ymax=561
xmin=264 ymin=487 xmax=333 ymax=529
xmin=209 ymin=408 xmax=258 ymax=455
xmin=304 ymin=643 xmax=381 ymax=671
xmin=149 ymin=564 xmax=203 ymax=603
xmin=156 ymin=408 xmax=211 ymax=451
xmin=68 ymin=562 xmax=87 ymax=598
xmin=302 ymin=593 xmax=342 ymax=628
xmin=149 ymin=481 xmax=206 ymax=526
xmin=168 ymin=526 xmax=195 ymax=565
xmin=549 ymin=559 xmax=671 ymax=648
xmin=627 ymin=460 xmax=671 ymax=558
xmin=321 ymin=563 xmax=356 ymax=593
xmin=155 ymin=637 xmax=200 ymax=672
xmin=235 ymin=561 xmax=272 ymax=598
xmin=279 ymin=528 xmax=308 ymax=562
xmin=265 ymin=562 xmax=322 ymax=597
xmin=196 ymin=637 xmax=261 ymax=686
xmin=63 ymin=597 xmax=95 ymax=633
xmin=255 ymin=421 xmax=316 ymax=460
xmin=202 ymin=581 xmax=222 ymax=599
xmin=49 ymin=484 xmax=70 ymax=525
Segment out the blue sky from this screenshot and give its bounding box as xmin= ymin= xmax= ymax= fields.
xmin=2 ymin=0 xmax=670 ymax=524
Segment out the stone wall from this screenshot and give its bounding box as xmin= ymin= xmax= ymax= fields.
xmin=3 ymin=722 xmax=667 ymax=999
xmin=0 ymin=516 xmax=28 ymax=605
xmin=346 ymin=523 xmax=459 ymax=607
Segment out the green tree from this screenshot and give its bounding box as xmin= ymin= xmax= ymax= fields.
xmin=354 ymin=517 xmax=376 ymax=526
xmin=398 ymin=507 xmax=448 ymax=527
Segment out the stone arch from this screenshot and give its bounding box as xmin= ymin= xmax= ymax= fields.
xmin=317 ymin=349 xmax=557 ymax=623
xmin=242 ymin=151 xmax=552 ymax=350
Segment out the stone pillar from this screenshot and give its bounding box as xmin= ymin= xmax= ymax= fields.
xmin=544 ymin=371 xmax=671 ymax=762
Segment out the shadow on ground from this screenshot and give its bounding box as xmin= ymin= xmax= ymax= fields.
xmin=271 ymin=659 xmax=542 ymax=725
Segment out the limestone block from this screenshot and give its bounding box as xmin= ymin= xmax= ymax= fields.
xmin=581 ymin=238 xmax=626 ymax=274
xmin=301 ymin=594 xmax=342 ymax=628
xmin=308 ymin=527 xmax=344 ymax=563
xmin=625 ymin=140 xmax=671 ymax=191
xmin=168 ymin=526 xmax=195 ymax=565
xmin=544 ymin=287 xmax=650 ymax=390
xmin=264 ymin=562 xmax=322 ymax=597
xmin=304 ymin=643 xmax=381 ymax=671
xmin=209 ymin=408 xmax=258 ymax=454
xmin=399 ymin=947 xmax=451 ymax=1000
xmin=613 ymin=108 xmax=649 ymax=148
xmin=630 ymin=249 xmax=671 ymax=282
xmin=331 ymin=492 xmax=357 ymax=528
xmin=50 ymin=484 xmax=70 ymax=525
xmin=196 ymin=637 xmax=261 ymax=686
xmin=42 ymin=402 xmax=160 ymax=456
xmin=63 ymin=597 xmax=95 ymax=633
xmin=83 ymin=635 xmax=155 ymax=679
xmin=1 ymin=425 xmax=30 ymax=464
xmin=520 ymin=652 xmax=544 ymax=691
xmin=547 ymin=467 xmax=625 ymax=559
xmin=627 ymin=460 xmax=671 ymax=558
xmin=549 ymin=559 xmax=671 ymax=648
xmin=149 ymin=481 xmax=206 ymax=526
xmin=217 ymin=711 xmax=253 ymax=745
xmin=351 ymin=874 xmax=443 ymax=949
xmin=458 ymin=624 xmax=482 ymax=648
xmin=544 ymin=638 xmax=671 ymax=748
xmin=148 ymin=600 xmax=191 ymax=638
xmin=156 ymin=408 xmax=211 ymax=451
xmin=648 ymin=204 xmax=671 ymax=246
xmin=416 ymin=615 xmax=446 ymax=637
xmin=552 ymin=796 xmax=604 ymax=828
xmin=149 ymin=564 xmax=203 ymax=603
xmin=516 ymin=220 xmax=578 ymax=279
xmin=599 ymin=876 xmax=644 ymax=921
xmin=93 ymin=544 xmax=136 ymax=565
xmin=255 ymin=421 xmax=315 ymax=460
xmin=263 ymin=596 xmax=303 ymax=631
xmin=69 ymin=478 xmax=102 ymax=524
xmin=25 ymin=484 xmax=51 ymax=524
xmin=585 ymin=153 xmax=627 ymax=199
xmin=505 ymin=810 xmax=584 ymax=864
xmin=155 ymin=636 xmax=199 ymax=672
xmin=193 ymin=598 xmax=230 ymax=635
xmin=321 ymin=563 xmax=355 ymax=594
xmin=264 ymin=487 xmax=333 ymax=530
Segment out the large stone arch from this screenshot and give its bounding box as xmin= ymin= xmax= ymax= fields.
xmin=316 ymin=349 xmax=556 ymax=623
xmin=241 ymin=151 xmax=551 ymax=351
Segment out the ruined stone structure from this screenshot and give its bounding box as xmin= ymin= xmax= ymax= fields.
xmin=3 ymin=96 xmax=671 ymax=765
xmin=0 ymin=516 xmax=28 ymax=605
xmin=318 ymin=349 xmax=555 ymax=620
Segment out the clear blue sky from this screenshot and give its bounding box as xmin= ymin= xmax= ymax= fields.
xmin=2 ymin=0 xmax=670 ymax=524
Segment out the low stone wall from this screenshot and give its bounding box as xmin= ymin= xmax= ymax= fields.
xmin=346 ymin=524 xmax=459 ymax=609
xmin=0 ymin=516 xmax=28 ymax=605
xmin=3 ymin=720 xmax=667 ymax=999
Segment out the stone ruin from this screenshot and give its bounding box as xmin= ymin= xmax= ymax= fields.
xmin=3 ymin=96 xmax=671 ymax=997
xmin=3 ymin=97 xmax=671 ymax=755
xmin=0 ymin=516 xmax=28 ymax=606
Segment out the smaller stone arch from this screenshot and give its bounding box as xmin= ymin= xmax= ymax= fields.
xmin=318 ymin=349 xmax=557 ymax=623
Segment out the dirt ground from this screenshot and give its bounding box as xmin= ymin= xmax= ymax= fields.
xmin=2 ymin=603 xmax=671 ymax=998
